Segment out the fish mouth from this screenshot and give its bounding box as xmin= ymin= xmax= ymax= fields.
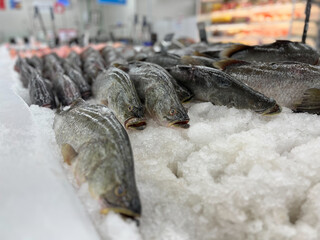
xmin=42 ymin=104 xmax=52 ymax=108
xmin=82 ymin=91 xmax=91 ymax=100
xmin=125 ymin=117 xmax=147 ymax=130
xmin=181 ymin=95 xmax=194 ymax=103
xmin=100 ymin=207 xmax=141 ymax=218
xmin=168 ymin=120 xmax=190 ymax=128
xmin=261 ymin=103 xmax=282 ymax=115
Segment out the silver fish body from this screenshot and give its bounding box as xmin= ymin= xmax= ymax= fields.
xmin=217 ymin=60 xmax=320 ymax=113
xmin=167 ymin=65 xmax=281 ymax=115
xmin=221 ymin=40 xmax=320 ymax=65
xmin=53 ymin=100 xmax=141 ymax=217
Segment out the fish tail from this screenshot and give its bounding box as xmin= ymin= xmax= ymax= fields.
xmin=294 ymin=88 xmax=320 ymax=114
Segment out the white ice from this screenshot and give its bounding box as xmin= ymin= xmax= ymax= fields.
xmin=2 ymin=46 xmax=320 ymax=240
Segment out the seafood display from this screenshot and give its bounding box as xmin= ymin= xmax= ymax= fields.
xmin=13 ymin=39 xmax=320 ymax=223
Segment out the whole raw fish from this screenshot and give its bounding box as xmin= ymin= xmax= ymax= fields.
xmin=127 ymin=62 xmax=190 ymax=128
xmin=67 ymin=51 xmax=82 ymax=73
xmin=61 ymin=59 xmax=91 ymax=99
xmin=28 ymin=67 xmax=55 ymax=108
xmin=53 ymin=100 xmax=141 ymax=218
xmin=82 ymin=47 xmax=105 ymax=83
xmin=214 ymin=59 xmax=320 ymax=114
xmin=166 ymin=65 xmax=281 ymax=115
xmin=92 ymin=67 xmax=146 ymax=130
xmin=220 ymin=40 xmax=320 ymax=65
xmin=52 ymin=72 xmax=81 ymax=106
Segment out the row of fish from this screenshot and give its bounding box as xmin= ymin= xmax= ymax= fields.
xmin=14 ymin=39 xmax=320 ymax=220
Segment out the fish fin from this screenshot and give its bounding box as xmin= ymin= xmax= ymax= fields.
xmin=213 ymin=59 xmax=250 ymax=70
xmin=70 ymin=98 xmax=86 ymax=109
xmin=181 ymin=56 xmax=198 ymax=65
xmin=294 ymin=88 xmax=320 ymax=114
xmin=196 ymin=50 xmax=220 ymax=58
xmin=55 ymin=102 xmax=63 ymax=114
xmin=113 ymin=63 xmax=129 ymax=72
xmin=101 ymin=99 xmax=108 ymax=105
xmin=220 ymin=44 xmax=250 ymax=58
xmin=61 ymin=143 xmax=78 ymax=165
xmin=193 ymin=51 xmax=209 ymax=57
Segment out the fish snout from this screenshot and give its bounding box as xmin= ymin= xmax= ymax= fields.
xmin=132 ymin=106 xmax=145 ymax=119
xmin=262 ymin=103 xmax=282 ymax=115
xmin=129 ymin=197 xmax=142 ymax=216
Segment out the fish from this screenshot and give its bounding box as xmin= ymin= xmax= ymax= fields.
xmin=17 ymin=58 xmax=34 ymax=88
xmin=42 ymin=54 xmax=65 ymax=80
xmin=61 ymin=60 xmax=91 ymax=99
xmin=166 ymin=65 xmax=281 ymax=115
xmin=220 ymin=40 xmax=320 ymax=65
xmin=82 ymin=47 xmax=106 ymax=83
xmin=92 ymin=67 xmax=146 ymax=130
xmin=67 ymin=51 xmax=82 ymax=73
xmin=214 ymin=59 xmax=320 ymax=114
xmin=26 ymin=56 xmax=43 ymax=73
xmin=142 ymin=52 xmax=217 ymax=69
xmin=127 ymin=62 xmax=190 ymax=128
xmin=140 ymin=52 xmax=181 ymax=68
xmin=53 ymin=99 xmax=141 ymax=218
xmin=52 ymin=72 xmax=81 ymax=106
xmin=28 ymin=67 xmax=55 ymax=108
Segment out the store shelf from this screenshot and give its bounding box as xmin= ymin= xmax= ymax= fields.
xmin=198 ymin=2 xmax=304 ymax=21
xmin=206 ymin=21 xmax=291 ymax=31
xmin=197 ymin=0 xmax=320 ymax=47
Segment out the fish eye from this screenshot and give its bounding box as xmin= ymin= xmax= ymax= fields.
xmin=169 ymin=109 xmax=176 ymax=116
xmin=128 ymin=106 xmax=133 ymax=111
xmin=114 ymin=185 xmax=126 ymax=197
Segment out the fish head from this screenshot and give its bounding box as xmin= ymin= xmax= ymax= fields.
xmin=99 ymin=181 xmax=142 ymax=218
xmin=77 ymin=140 xmax=142 ymax=218
xmin=152 ymin=95 xmax=190 ymax=128
xmin=117 ymin=93 xmax=147 ymax=130
xmin=243 ymin=94 xmax=282 ymax=115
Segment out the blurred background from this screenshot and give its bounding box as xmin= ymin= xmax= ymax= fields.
xmin=0 ymin=0 xmax=319 ymax=48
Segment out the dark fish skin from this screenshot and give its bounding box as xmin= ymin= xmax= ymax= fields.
xmin=18 ymin=59 xmax=34 ymax=88
xmin=82 ymin=48 xmax=106 ymax=83
xmin=127 ymin=62 xmax=190 ymax=128
xmin=92 ymin=67 xmax=146 ymax=130
xmin=28 ymin=68 xmax=55 ymax=108
xmin=52 ymin=72 xmax=81 ymax=106
xmin=215 ymin=60 xmax=320 ymax=113
xmin=166 ymin=65 xmax=281 ymax=115
xmin=27 ymin=56 xmax=43 ymax=73
xmin=61 ymin=60 xmax=91 ymax=99
xmin=221 ymin=40 xmax=320 ymax=65
xmin=53 ymin=100 xmax=141 ymax=217
xmin=67 ymin=51 xmax=82 ymax=73
xmin=142 ymin=53 xmax=181 ymax=68
xmin=43 ymin=54 xmax=65 ymax=80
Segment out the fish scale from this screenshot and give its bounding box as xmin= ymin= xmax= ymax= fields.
xmin=218 ymin=61 xmax=320 ymax=112
xmin=92 ymin=67 xmax=146 ymax=130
